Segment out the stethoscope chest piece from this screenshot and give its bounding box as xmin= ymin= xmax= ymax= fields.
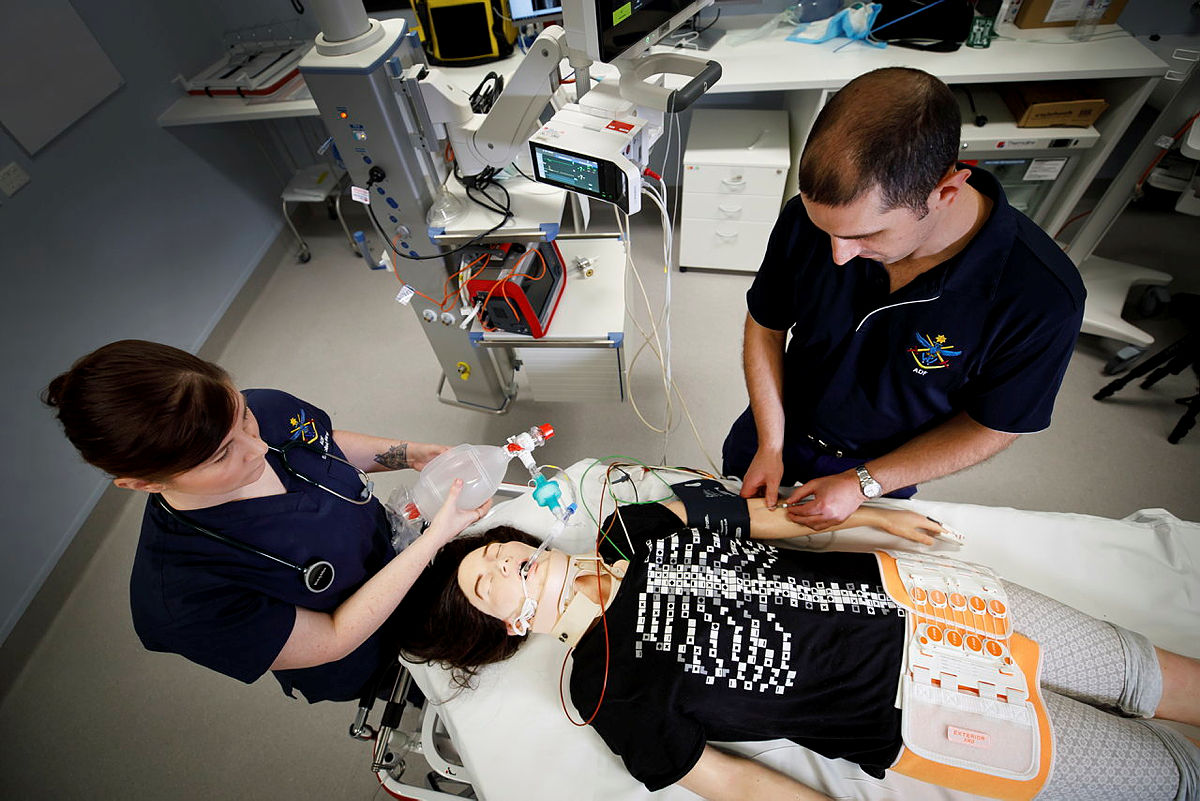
xmin=157 ymin=495 xmax=340 ymax=595
xmin=303 ymin=560 xmax=336 ymax=593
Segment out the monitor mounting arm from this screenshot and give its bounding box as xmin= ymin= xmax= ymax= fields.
xmin=418 ymin=27 xmax=571 ymax=177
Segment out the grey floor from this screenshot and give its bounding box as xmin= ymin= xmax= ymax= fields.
xmin=1 ymin=194 xmax=1197 ymax=801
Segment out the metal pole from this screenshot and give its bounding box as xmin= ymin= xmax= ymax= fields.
xmin=309 ymin=0 xmax=371 ymax=44
xmin=1066 ymin=68 xmax=1200 ymax=265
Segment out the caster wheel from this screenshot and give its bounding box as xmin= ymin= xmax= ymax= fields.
xmin=1102 ymin=345 xmax=1144 ymax=376
xmin=1127 ymin=285 xmax=1171 ymax=319
xmin=298 ymin=249 xmax=312 ymax=263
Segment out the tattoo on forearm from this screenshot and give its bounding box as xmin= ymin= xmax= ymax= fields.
xmin=374 ymin=442 xmax=410 ymax=470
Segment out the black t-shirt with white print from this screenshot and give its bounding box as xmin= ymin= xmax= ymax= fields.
xmin=569 ymin=503 xmax=905 ymax=791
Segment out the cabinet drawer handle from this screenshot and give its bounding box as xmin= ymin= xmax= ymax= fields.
xmin=718 ymin=204 xmax=743 ymax=217
xmin=714 ymin=229 xmax=739 ymax=241
xmin=720 ymin=178 xmax=746 ymax=192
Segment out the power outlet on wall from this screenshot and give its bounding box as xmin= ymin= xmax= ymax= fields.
xmin=0 ymin=162 xmax=31 ymax=197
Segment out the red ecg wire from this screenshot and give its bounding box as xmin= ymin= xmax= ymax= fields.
xmin=559 ymin=470 xmax=614 ymax=727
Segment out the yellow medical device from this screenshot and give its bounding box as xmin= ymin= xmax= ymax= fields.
xmin=410 ymin=0 xmax=517 ymax=66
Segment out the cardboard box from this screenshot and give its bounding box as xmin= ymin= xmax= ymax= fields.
xmin=1014 ymin=0 xmax=1128 ymax=29
xmin=1000 ymin=83 xmax=1109 ymax=128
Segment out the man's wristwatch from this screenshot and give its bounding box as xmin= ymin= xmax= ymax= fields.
xmin=855 ymin=465 xmax=883 ymax=499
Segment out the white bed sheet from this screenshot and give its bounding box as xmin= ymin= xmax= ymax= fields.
xmin=402 ymin=460 xmax=1200 ymax=801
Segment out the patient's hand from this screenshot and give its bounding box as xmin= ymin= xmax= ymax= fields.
xmin=748 ymin=500 xmax=938 ymax=545
xmin=858 ymin=507 xmax=939 ymax=546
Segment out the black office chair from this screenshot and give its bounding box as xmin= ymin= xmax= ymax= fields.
xmin=1093 ymin=294 xmax=1200 ymax=444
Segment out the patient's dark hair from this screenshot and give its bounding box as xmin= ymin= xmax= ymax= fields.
xmin=398 ymin=526 xmax=542 ymax=688
xmin=799 ymin=67 xmax=960 ymax=217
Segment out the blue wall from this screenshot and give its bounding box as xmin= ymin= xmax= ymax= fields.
xmin=0 ymin=0 xmax=319 ymax=643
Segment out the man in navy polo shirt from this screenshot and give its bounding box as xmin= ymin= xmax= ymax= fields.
xmin=722 ymin=67 xmax=1085 ymax=530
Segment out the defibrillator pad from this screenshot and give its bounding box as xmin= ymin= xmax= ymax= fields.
xmin=670 ymin=478 xmax=751 ymax=538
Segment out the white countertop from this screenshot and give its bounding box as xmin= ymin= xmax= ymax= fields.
xmin=158 ymin=45 xmax=528 ymax=127
xmin=159 ymin=23 xmax=1167 ymax=127
xmin=429 ymin=174 xmax=568 ymax=243
xmin=695 ymin=23 xmax=1167 ymax=93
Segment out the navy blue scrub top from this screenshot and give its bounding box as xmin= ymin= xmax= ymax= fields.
xmin=130 ymin=389 xmax=396 ymax=703
xmin=745 ymin=165 xmax=1085 ymax=460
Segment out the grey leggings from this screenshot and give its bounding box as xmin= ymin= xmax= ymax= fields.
xmin=1002 ymin=581 xmax=1200 ymax=801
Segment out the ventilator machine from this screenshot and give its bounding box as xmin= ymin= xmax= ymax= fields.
xmin=299 ymin=0 xmax=719 ymax=415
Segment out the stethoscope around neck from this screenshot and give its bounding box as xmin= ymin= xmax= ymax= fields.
xmin=267 ymin=438 xmax=374 ymax=506
xmin=154 ymin=438 xmax=375 ymax=594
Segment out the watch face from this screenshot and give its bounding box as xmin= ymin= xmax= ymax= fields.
xmin=857 ymin=467 xmax=882 ymax=498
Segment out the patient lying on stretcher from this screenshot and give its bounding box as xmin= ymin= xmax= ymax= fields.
xmin=398 ymin=479 xmax=1200 ymax=801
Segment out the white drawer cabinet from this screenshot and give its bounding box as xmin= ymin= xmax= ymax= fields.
xmin=680 ymin=109 xmax=790 ymax=273
xmin=679 ymin=219 xmax=778 ymax=271
xmin=682 ymin=192 xmax=786 ymax=222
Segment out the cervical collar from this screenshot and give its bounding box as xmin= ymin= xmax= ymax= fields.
xmin=547 ymin=556 xmax=625 ymax=648
xmin=510 ymin=554 xmax=626 ymax=639
xmin=549 ymin=589 xmax=601 ymax=648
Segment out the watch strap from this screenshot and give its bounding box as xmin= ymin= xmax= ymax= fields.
xmin=855 ymin=465 xmax=881 ymax=497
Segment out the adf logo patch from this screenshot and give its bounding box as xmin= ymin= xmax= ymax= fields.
xmin=288 ymin=410 xmax=320 ymax=444
xmin=908 ymin=332 xmax=962 ymax=374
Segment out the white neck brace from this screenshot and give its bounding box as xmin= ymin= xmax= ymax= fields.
xmin=549 ymin=588 xmax=601 ymax=648
xmin=547 ymin=557 xmax=625 ymax=648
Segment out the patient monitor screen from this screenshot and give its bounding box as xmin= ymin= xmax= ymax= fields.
xmin=534 ymin=148 xmax=602 ymax=194
xmin=530 ymin=142 xmax=629 ymax=209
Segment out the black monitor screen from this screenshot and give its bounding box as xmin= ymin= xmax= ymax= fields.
xmin=509 ymin=0 xmax=563 ymax=20
xmin=533 ymin=148 xmax=601 ymax=194
xmin=593 ymin=0 xmax=697 ymax=62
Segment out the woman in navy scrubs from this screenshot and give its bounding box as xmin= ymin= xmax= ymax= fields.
xmin=44 ymin=339 xmax=488 ymax=702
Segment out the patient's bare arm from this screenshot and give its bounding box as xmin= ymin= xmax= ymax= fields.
xmin=679 ymin=745 xmax=832 ymax=801
xmin=662 ymin=499 xmax=940 ymax=545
